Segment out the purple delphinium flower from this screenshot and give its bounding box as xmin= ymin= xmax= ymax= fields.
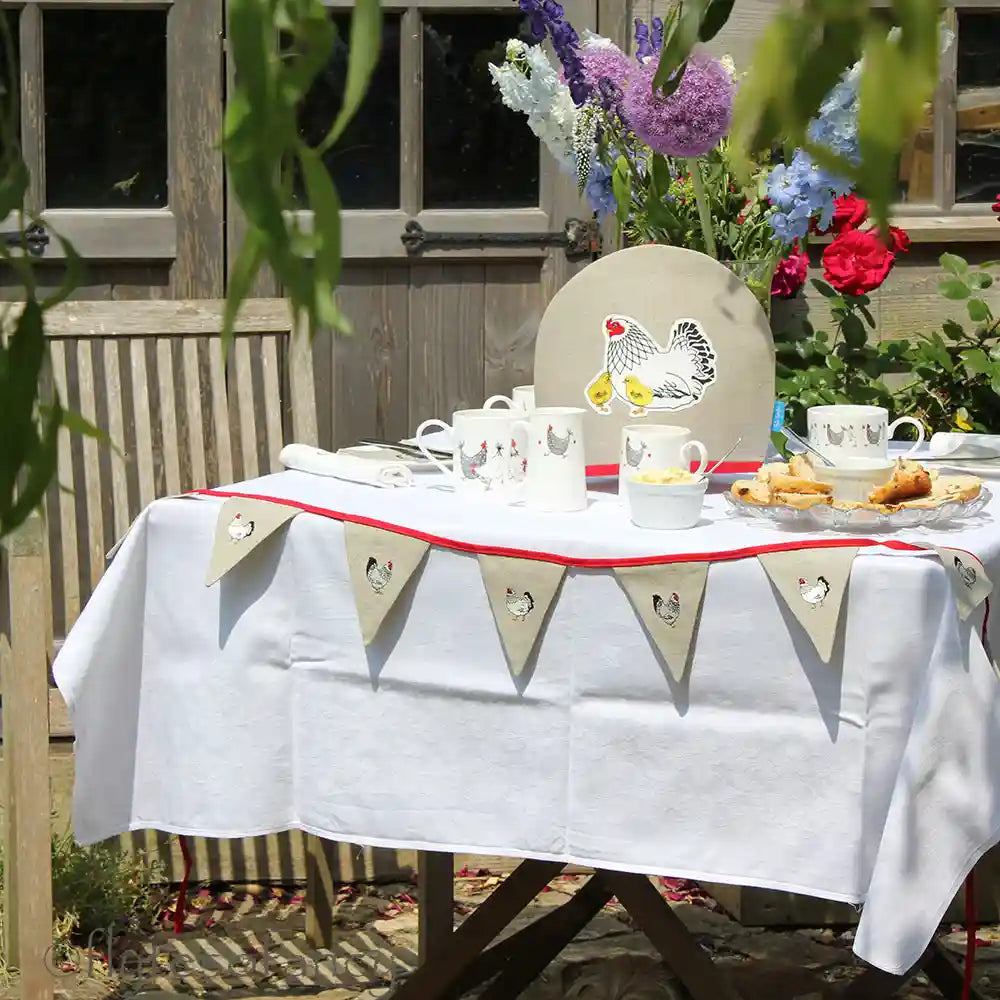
xmin=518 ymin=0 xmax=592 ymax=105
xmin=584 ymin=160 xmax=616 ymax=219
xmin=633 ymin=17 xmax=664 ymax=62
xmin=597 ymin=76 xmax=623 ymax=112
xmin=621 ymin=53 xmax=733 ymax=157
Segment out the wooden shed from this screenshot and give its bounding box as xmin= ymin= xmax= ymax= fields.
xmin=3 ymin=0 xmax=1000 ymax=949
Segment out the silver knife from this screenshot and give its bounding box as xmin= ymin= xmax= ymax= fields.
xmin=357 ymin=438 xmax=452 ymax=460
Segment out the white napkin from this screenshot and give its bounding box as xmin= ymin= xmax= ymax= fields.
xmin=928 ymin=432 xmax=1000 ymax=459
xmin=279 ymin=444 xmax=414 ymax=488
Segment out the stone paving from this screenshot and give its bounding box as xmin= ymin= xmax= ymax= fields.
xmin=15 ymin=872 xmax=1000 ymax=1000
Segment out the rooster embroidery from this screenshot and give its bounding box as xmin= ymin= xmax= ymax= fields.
xmin=458 ymin=440 xmax=488 ymax=481
xmin=586 ymin=315 xmax=717 ymax=416
xmin=799 ymin=576 xmax=830 ymax=608
xmin=227 ymin=513 xmax=255 ymax=542
xmin=366 ymin=556 xmax=392 ymax=594
xmin=652 ymin=592 xmax=680 ymax=628
xmin=505 ymin=588 xmax=534 ymax=621
xmin=954 ymin=555 xmax=977 ymax=589
xmin=624 ymin=435 xmax=646 ymax=468
xmin=546 ymin=425 xmax=574 ymax=457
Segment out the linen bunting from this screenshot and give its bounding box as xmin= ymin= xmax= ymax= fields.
xmin=933 ymin=547 xmax=993 ymax=621
xmin=614 ymin=562 xmax=710 ymax=681
xmin=478 ymin=554 xmax=566 ymax=675
xmin=757 ymin=548 xmax=859 ymax=663
xmin=343 ymin=522 xmax=430 ymax=644
xmin=206 ymin=497 xmax=301 ymax=586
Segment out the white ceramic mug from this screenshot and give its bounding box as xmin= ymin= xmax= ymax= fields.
xmin=820 ymin=457 xmax=896 ymax=503
xmin=415 ymin=408 xmax=527 ymax=498
xmin=807 ymin=405 xmax=924 ymax=462
xmin=618 ymin=425 xmax=708 ymax=498
xmin=511 ymin=406 xmax=586 ymax=512
xmin=484 ymin=385 xmax=535 ymax=412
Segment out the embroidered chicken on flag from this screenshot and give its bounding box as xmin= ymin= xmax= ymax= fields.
xmin=587 ymin=315 xmax=717 ymax=416
xmin=366 ymin=557 xmax=393 ymax=594
xmin=505 ymin=588 xmax=534 ymax=621
xmin=652 ymin=592 xmax=680 ymax=627
xmin=799 ymin=575 xmax=830 ymax=608
xmin=954 ymin=555 xmax=977 ymax=589
xmin=227 ymin=513 xmax=255 ymax=542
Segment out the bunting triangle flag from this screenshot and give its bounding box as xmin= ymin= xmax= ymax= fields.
xmin=206 ymin=497 xmax=301 ymax=586
xmin=757 ymin=547 xmax=859 ymax=663
xmin=934 ymin=547 xmax=993 ymax=621
xmin=478 ymin=554 xmax=566 ymax=676
xmin=615 ymin=562 xmax=710 ymax=681
xmin=343 ymin=521 xmax=430 ymax=644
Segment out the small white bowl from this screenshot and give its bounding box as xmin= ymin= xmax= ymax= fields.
xmin=821 ymin=457 xmax=895 ymax=503
xmin=627 ymin=476 xmax=709 ymax=529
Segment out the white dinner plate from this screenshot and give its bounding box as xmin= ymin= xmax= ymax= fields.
xmin=922 ymin=458 xmax=1000 ymax=479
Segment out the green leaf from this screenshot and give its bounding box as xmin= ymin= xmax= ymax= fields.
xmin=969 ymin=271 xmax=993 ymax=290
xmin=942 ymin=319 xmax=965 ymax=341
xmin=940 ymin=252 xmax=969 ymax=276
xmin=968 ymin=298 xmax=991 ymax=323
xmin=612 ymin=156 xmax=631 ymax=227
xmin=298 ymin=145 xmax=344 ymax=325
xmin=811 ymin=279 xmax=839 ymax=298
xmin=319 ymin=0 xmax=382 ymax=150
xmin=221 ymin=228 xmax=266 ymax=360
xmin=699 ymin=0 xmax=736 ymax=41
xmin=652 ymin=0 xmax=707 ymax=94
xmin=939 ymin=279 xmax=971 ymax=300
xmin=961 ymin=348 xmax=992 ymax=375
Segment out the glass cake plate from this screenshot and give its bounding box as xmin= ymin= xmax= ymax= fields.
xmin=723 ymin=487 xmax=992 ymax=531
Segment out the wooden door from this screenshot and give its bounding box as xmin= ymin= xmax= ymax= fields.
xmin=226 ymin=0 xmax=596 ymax=450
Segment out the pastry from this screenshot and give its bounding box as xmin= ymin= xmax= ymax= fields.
xmin=789 ymin=454 xmax=816 ymax=480
xmin=868 ymin=460 xmax=932 ymax=505
xmin=775 ymin=491 xmax=833 ymax=509
xmin=931 ymin=474 xmax=982 ymax=503
xmin=765 ymin=472 xmax=833 ymax=496
xmin=756 ymin=461 xmax=789 ymax=482
xmin=731 ymin=479 xmax=772 ymax=505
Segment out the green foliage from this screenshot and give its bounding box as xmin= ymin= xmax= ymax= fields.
xmin=775 ymin=254 xmax=1000 ymax=436
xmin=655 ymin=0 xmax=942 ymax=235
xmin=221 ymin=0 xmax=382 ymax=352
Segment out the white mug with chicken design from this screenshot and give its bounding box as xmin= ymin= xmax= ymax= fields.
xmin=807 ymin=405 xmax=925 ymax=463
xmin=484 ymin=385 xmax=535 ymax=412
xmin=618 ymin=424 xmax=708 ymax=499
xmin=415 ymin=408 xmax=528 ymax=499
xmin=510 ymin=406 xmax=587 ymax=512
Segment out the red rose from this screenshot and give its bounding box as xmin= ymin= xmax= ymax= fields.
xmin=992 ymin=193 xmax=1000 ymax=220
xmin=884 ymin=225 xmax=910 ymax=253
xmin=822 ymin=228 xmax=896 ymax=296
xmin=771 ymin=245 xmax=809 ymax=298
xmin=828 ymin=194 xmax=869 ymax=234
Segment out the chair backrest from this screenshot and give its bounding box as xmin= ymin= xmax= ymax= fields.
xmin=39 ymin=298 xmax=317 ymax=640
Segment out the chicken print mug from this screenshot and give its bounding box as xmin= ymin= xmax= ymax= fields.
xmin=484 ymin=385 xmax=535 ymax=412
xmin=618 ymin=425 xmax=708 ymax=499
xmin=510 ymin=407 xmax=587 ymax=512
xmin=415 ymin=408 xmax=527 ymax=499
xmin=806 ymin=405 xmax=924 ymax=463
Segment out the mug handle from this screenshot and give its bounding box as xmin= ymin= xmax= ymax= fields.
xmin=683 ymin=440 xmax=709 ymax=476
xmin=888 ymin=417 xmax=926 ymax=458
xmin=484 ymin=395 xmax=514 ymax=409
xmin=415 ymin=418 xmax=454 ymax=477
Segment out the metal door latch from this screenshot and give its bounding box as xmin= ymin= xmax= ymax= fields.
xmin=1 ymin=222 xmax=49 ymax=257
xmin=401 ymin=217 xmax=602 ymax=261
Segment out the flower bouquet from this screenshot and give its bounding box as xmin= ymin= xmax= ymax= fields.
xmin=490 ymin=0 xmax=912 ymax=312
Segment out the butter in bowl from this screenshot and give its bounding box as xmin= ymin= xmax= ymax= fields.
xmin=626 ymin=468 xmax=709 ymax=530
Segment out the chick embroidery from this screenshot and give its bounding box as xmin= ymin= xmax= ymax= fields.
xmin=586 ymin=371 xmax=613 ymax=413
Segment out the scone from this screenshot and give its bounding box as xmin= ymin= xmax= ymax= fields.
xmin=789 ymin=454 xmax=816 ymax=480
xmin=731 ymin=479 xmax=772 ymax=505
xmin=756 ymin=461 xmax=789 ymax=482
xmin=868 ymin=460 xmax=932 ymax=505
xmin=766 ymin=472 xmax=834 ymax=496
xmin=775 ymin=491 xmax=833 ymax=509
xmin=931 ymin=474 xmax=982 ymax=503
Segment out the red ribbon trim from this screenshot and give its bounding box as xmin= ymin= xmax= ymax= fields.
xmin=192 ymin=488 xmax=939 ymax=568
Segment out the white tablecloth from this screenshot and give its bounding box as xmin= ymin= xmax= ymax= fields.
xmin=53 ymin=472 xmax=1000 ymax=975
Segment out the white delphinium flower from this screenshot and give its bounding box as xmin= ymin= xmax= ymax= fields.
xmin=489 ymin=41 xmax=578 ymax=168
xmin=571 ymin=100 xmax=601 ymax=188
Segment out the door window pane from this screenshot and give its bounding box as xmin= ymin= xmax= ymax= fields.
xmin=43 ymin=10 xmax=167 ymax=209
xmin=422 ymin=15 xmax=539 ymax=209
xmin=896 ymin=107 xmax=934 ymax=204
xmin=294 ymin=14 xmax=401 ymax=210
xmin=0 ymin=10 xmax=19 ymax=164
xmin=956 ymin=13 xmax=1000 ymax=203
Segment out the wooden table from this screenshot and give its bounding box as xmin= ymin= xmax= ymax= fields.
xmin=391 ymin=852 xmax=987 ymax=1000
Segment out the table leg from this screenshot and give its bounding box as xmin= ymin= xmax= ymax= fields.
xmin=598 ymin=871 xmax=744 ymax=1000
xmin=923 ymin=941 xmax=990 ymax=1000
xmin=475 ymin=874 xmax=616 ymax=999
xmin=839 ymin=942 xmax=989 ymax=1000
xmin=390 ymin=859 xmax=566 ymax=1000
xmin=418 ymin=851 xmax=455 ymax=964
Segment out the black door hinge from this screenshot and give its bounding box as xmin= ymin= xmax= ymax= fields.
xmin=1 ymin=222 xmax=49 ymax=258
xmin=401 ymin=217 xmax=602 ymax=261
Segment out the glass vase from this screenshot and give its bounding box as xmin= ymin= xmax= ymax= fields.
xmin=723 ymin=258 xmax=779 ymax=318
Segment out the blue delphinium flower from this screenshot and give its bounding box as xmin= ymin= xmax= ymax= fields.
xmin=766 ymin=151 xmax=851 ymax=243
xmin=585 ymin=160 xmax=616 ymax=219
xmin=807 ymin=64 xmax=860 ymax=164
xmin=633 ymin=17 xmax=663 ymax=61
xmin=518 ymin=0 xmax=592 ymax=105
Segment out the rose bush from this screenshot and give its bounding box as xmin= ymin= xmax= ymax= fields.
xmin=822 ymin=227 xmax=901 ymax=295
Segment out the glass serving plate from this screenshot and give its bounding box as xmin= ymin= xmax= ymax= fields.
xmin=723 ymin=487 xmax=992 ymax=532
